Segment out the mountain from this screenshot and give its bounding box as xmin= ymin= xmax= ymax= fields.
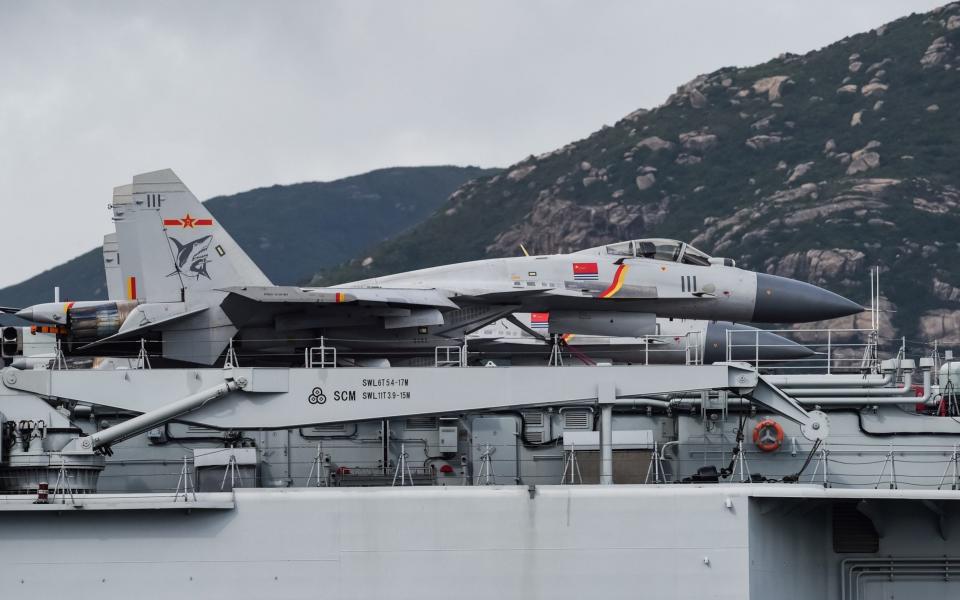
xmin=0 ymin=166 xmax=496 ymax=309
xmin=316 ymin=3 xmax=960 ymax=345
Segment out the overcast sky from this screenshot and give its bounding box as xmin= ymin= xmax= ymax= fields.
xmin=0 ymin=0 xmax=944 ymax=288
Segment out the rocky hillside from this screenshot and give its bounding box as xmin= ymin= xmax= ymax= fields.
xmin=318 ymin=4 xmax=960 ymax=345
xmin=0 ymin=166 xmax=495 ymax=309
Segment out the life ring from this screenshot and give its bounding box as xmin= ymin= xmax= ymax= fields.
xmin=752 ymin=419 xmax=784 ymax=452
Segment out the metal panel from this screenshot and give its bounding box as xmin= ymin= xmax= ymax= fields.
xmin=438 ymin=426 xmax=458 ymax=453
xmin=471 ymin=416 xmax=518 ymax=484
xmin=236 ymin=368 xmax=290 ymax=393
xmin=2 ymin=364 xmax=753 ymax=429
xmin=193 ymin=447 xmax=258 ymax=468
xmin=562 ymin=430 xmax=654 ymax=450
xmin=0 ymin=486 xmax=754 ymax=599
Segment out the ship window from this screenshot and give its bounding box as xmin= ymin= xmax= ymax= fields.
xmin=635 ymin=239 xmax=683 ymax=262
xmin=680 ymin=244 xmax=712 ymax=266
xmin=605 ymin=241 xmax=634 ymax=256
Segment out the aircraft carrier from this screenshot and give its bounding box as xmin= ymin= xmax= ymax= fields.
xmin=0 ymin=170 xmax=958 ymax=599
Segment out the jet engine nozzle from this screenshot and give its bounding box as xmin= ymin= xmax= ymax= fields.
xmin=13 ymin=300 xmax=139 ymax=340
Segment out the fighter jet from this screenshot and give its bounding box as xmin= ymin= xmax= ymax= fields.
xmin=467 ymin=313 xmax=815 ymax=366
xmin=13 ymin=169 xmax=862 ymax=366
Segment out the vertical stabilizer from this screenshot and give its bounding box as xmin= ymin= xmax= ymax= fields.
xmin=114 ymin=169 xmax=271 ymax=303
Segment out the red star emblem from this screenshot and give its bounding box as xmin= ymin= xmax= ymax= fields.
xmin=162 ymin=214 xmax=214 ymax=228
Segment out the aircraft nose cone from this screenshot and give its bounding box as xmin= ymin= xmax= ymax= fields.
xmin=14 ymin=308 xmax=34 ymax=322
xmin=704 ymin=322 xmax=816 ymax=364
xmin=752 ymin=273 xmax=863 ymax=323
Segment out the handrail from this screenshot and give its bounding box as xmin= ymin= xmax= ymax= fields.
xmin=305 ymin=337 xmax=337 ymax=368
xmin=726 ymin=327 xmax=881 ymax=373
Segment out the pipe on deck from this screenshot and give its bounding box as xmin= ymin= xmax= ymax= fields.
xmin=799 ymin=370 xmax=932 ymax=406
xmin=784 ymin=372 xmax=914 ymax=397
xmin=598 ymin=382 xmax=614 ymax=485
xmin=768 ymin=372 xmax=894 ymax=389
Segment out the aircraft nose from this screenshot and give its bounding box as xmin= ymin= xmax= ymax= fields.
xmin=14 ymin=308 xmax=34 ymax=322
xmin=703 ymin=322 xmax=815 ymax=364
xmin=752 ymin=273 xmax=863 ymax=323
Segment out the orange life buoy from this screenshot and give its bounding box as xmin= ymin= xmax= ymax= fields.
xmin=752 ymin=419 xmax=784 ymax=452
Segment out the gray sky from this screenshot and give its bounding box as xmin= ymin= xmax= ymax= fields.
xmin=0 ymin=0 xmax=944 ymax=288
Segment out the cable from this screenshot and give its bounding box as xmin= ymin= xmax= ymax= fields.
xmin=718 ymin=413 xmax=747 ymax=480
xmin=782 ymin=438 xmax=822 ymax=483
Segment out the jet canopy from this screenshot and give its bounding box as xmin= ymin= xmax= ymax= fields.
xmin=601 ymin=239 xmax=713 ymax=266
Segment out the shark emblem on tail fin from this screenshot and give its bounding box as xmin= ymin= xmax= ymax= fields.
xmin=168 ymin=235 xmax=214 ymax=280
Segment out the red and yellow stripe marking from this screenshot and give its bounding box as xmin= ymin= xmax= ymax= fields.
xmin=126 ymin=276 xmax=137 ymax=300
xmin=335 ymin=292 xmax=345 ymax=303
xmin=599 ymin=264 xmax=630 ymax=299
xmin=31 ymin=325 xmax=66 ymax=335
xmin=561 ymin=333 xmax=575 ymax=343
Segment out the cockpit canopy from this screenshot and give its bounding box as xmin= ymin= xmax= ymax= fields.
xmin=602 ymin=239 xmax=713 ymax=266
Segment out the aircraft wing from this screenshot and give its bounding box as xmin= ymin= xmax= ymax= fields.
xmin=77 ymin=305 xmax=210 ymax=350
xmin=220 ymin=286 xmax=460 ymax=309
xmin=0 ymin=307 xmax=21 ymax=314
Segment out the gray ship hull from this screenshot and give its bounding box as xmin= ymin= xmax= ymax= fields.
xmin=2 ymin=484 xmax=959 ymax=599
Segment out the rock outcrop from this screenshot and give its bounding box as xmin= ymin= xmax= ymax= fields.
xmin=679 ymin=131 xmax=718 ymax=152
xmin=921 ymin=36 xmax=953 ymax=68
xmin=635 ymin=173 xmax=656 ymax=191
xmin=752 ymin=75 xmax=790 ymax=101
xmin=919 ymin=310 xmax=960 ymax=343
xmin=635 ymin=136 xmax=675 ymax=152
xmin=846 ymin=142 xmax=881 ymax=175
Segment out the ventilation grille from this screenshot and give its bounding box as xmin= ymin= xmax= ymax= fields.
xmin=563 ymin=411 xmax=591 ymax=430
xmin=306 ymin=423 xmax=348 ymax=434
xmin=832 ymin=501 xmax=879 ymax=553
xmin=187 ymin=425 xmax=218 ymax=434
xmin=522 ymin=411 xmax=544 ymax=427
xmin=167 ymin=425 xmax=222 ymax=438
xmin=525 ymin=431 xmax=544 ymax=444
xmin=405 ymin=417 xmax=439 ymax=431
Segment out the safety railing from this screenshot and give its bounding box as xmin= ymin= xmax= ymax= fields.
xmin=304 ymin=337 xmax=337 ymax=368
xmin=640 ymin=331 xmax=702 ymax=366
xmin=435 ymin=345 xmax=466 ymax=367
xmin=7 ymin=436 xmax=960 ymax=496
xmin=672 ymin=439 xmax=960 ymax=489
xmin=726 ymin=327 xmax=880 ymax=373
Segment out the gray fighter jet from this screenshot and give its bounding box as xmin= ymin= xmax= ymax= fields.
xmin=13 ymin=169 xmax=862 ymax=365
